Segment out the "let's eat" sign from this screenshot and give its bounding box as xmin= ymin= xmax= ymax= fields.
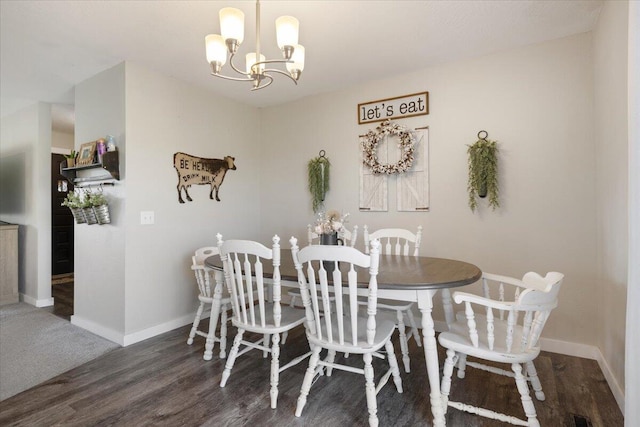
xmin=358 ymin=92 xmax=429 ymax=124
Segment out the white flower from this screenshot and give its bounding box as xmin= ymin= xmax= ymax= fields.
xmin=313 ymin=210 xmax=349 ymax=235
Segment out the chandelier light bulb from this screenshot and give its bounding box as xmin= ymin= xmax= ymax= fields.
xmin=205 ymin=34 xmax=228 ymax=71
xmin=286 ymin=44 xmax=305 ymax=80
xmin=219 ymin=7 xmax=244 ymax=45
xmin=246 ymin=52 xmax=266 ymax=75
xmin=275 ymin=16 xmax=299 ymax=50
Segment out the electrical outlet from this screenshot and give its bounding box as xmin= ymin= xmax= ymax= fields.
xmin=140 ymin=211 xmax=154 ymax=225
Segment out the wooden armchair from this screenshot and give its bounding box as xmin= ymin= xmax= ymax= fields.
xmin=438 ymin=271 xmax=564 ymax=426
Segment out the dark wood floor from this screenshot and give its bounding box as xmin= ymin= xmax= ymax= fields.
xmin=0 ymin=312 xmax=623 ymax=427
xmin=44 ymin=280 xmax=74 ymax=321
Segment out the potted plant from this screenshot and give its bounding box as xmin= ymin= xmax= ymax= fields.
xmin=77 ymin=191 xmax=97 ymax=225
xmin=89 ymin=192 xmax=111 ymax=225
xmin=467 ymin=137 xmax=499 ymax=212
xmin=61 ymin=192 xmax=86 ymax=224
xmin=64 ymin=150 xmax=77 ymax=168
xmin=308 ymin=152 xmax=330 ymax=213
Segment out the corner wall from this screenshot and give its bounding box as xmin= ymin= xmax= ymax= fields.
xmin=122 ymin=62 xmax=262 ymax=339
xmin=592 ymin=0 xmax=629 ymax=411
xmin=72 ymin=63 xmax=127 ymax=339
xmin=71 ymin=61 xmax=263 ymax=344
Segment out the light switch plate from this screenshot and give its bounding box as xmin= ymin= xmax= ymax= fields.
xmin=140 ymin=211 xmax=154 ymax=225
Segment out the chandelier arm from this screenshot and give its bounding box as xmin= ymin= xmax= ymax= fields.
xmin=227 ymin=52 xmax=252 ymax=77
xmin=261 ymin=68 xmax=298 ymax=85
xmin=253 ymin=58 xmax=293 ymax=67
xmin=210 ymin=72 xmax=255 ymax=82
xmin=251 ymin=74 xmax=274 ymax=91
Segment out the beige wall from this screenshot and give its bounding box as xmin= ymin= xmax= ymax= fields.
xmin=73 ymin=63 xmax=127 ymax=337
xmin=593 ymin=0 xmax=629 ymax=409
xmin=122 ymin=62 xmax=262 ymax=338
xmin=71 ymin=61 xmax=263 ymax=343
xmin=51 ymin=130 xmax=73 ymax=150
xmin=261 ymin=33 xmax=598 ymax=346
xmin=0 ymin=102 xmax=52 ymax=307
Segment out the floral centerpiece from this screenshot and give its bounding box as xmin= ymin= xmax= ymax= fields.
xmin=314 ymin=210 xmax=349 ymax=235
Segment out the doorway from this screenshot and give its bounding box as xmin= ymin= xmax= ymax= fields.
xmin=51 ymin=153 xmax=74 ymax=320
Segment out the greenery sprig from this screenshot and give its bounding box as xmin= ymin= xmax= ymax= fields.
xmin=467 ymin=138 xmax=499 ymax=212
xmin=61 ymin=192 xmax=82 ymax=209
xmin=308 ymin=155 xmax=330 ymax=213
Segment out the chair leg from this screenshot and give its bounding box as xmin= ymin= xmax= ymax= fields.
xmin=513 ymin=363 xmax=540 ymax=427
xmin=405 ymin=309 xmax=422 ymax=347
xmin=456 ymin=353 xmax=468 ymax=379
xmin=187 ymin=302 xmax=205 ymax=345
xmin=325 ymin=350 xmax=336 ymax=376
xmin=525 ymin=361 xmax=545 ymax=401
xmin=363 ymin=353 xmax=379 ymax=427
xmin=221 ymin=329 xmax=244 ymax=387
xmin=384 ymin=340 xmax=403 ymax=393
xmin=441 ymin=349 xmax=458 ymax=412
xmin=270 ymin=333 xmax=281 ymax=409
xmin=281 ymin=331 xmax=288 ymax=345
xmin=296 ymin=345 xmax=322 ymax=417
xmin=219 ymin=306 xmax=228 ymax=359
xmin=396 ymin=310 xmax=411 ymax=373
xmin=263 ymin=334 xmax=270 ymax=358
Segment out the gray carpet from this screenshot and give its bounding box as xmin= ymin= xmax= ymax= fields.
xmin=0 ymin=303 xmax=119 ymax=401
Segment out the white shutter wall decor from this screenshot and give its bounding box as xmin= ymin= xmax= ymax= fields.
xmin=359 ymin=145 xmax=389 ymax=211
xmin=359 ymin=126 xmax=429 ymax=212
xmin=397 ymin=127 xmax=429 ymax=211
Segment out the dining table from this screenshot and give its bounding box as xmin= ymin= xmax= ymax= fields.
xmin=205 ymin=249 xmax=481 ymax=427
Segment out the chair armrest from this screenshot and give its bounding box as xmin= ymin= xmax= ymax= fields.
xmin=452 ymin=291 xmax=514 ymax=311
xmin=482 ymin=272 xmax=527 ymax=289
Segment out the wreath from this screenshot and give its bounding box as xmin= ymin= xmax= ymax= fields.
xmin=361 ymin=120 xmax=415 ymax=174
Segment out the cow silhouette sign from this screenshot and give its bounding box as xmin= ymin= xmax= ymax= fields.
xmin=173 ymin=152 xmax=237 ymax=203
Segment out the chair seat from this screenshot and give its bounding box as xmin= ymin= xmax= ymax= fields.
xmin=231 ymin=305 xmax=306 ymax=334
xmin=438 ymin=318 xmax=540 ymax=364
xmin=307 ymin=314 xmax=396 ymax=354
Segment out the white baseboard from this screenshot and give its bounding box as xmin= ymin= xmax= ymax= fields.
xmin=71 ymin=315 xmax=124 ymax=346
xmin=69 ymin=312 xmax=208 ymax=347
xmin=21 ymin=293 xmax=54 ymax=307
xmin=122 ymin=314 xmax=195 ymax=347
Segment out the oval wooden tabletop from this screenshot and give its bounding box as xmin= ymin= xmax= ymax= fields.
xmin=205 ymin=249 xmax=481 ymax=291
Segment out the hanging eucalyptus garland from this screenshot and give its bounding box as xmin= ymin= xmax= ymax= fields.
xmin=308 ymin=153 xmax=330 ymax=213
xmin=467 ymin=134 xmax=499 ymax=212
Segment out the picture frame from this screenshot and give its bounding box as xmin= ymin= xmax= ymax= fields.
xmin=77 ymin=141 xmax=97 ymax=166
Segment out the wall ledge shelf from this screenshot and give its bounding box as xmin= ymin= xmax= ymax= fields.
xmin=61 ymin=150 xmax=119 ymax=182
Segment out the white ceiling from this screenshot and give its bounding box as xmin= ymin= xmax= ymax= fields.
xmin=0 ymin=0 xmax=603 ymax=134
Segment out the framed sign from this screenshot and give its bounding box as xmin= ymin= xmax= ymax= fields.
xmin=77 ymin=141 xmax=97 ymax=166
xmin=358 ymin=92 xmax=429 ymax=124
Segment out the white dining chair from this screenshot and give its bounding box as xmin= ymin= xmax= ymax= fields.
xmin=187 ymin=246 xmax=231 ymax=360
xmin=216 ymin=234 xmax=311 ymax=409
xmin=438 ymin=271 xmax=564 ymax=427
xmin=362 ymin=225 xmax=423 ymax=373
xmin=290 ymin=237 xmax=403 ymax=427
xmin=289 ymin=225 xmax=359 ymax=308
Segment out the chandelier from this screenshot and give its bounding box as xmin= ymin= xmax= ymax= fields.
xmin=205 ymin=0 xmax=305 ymax=91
